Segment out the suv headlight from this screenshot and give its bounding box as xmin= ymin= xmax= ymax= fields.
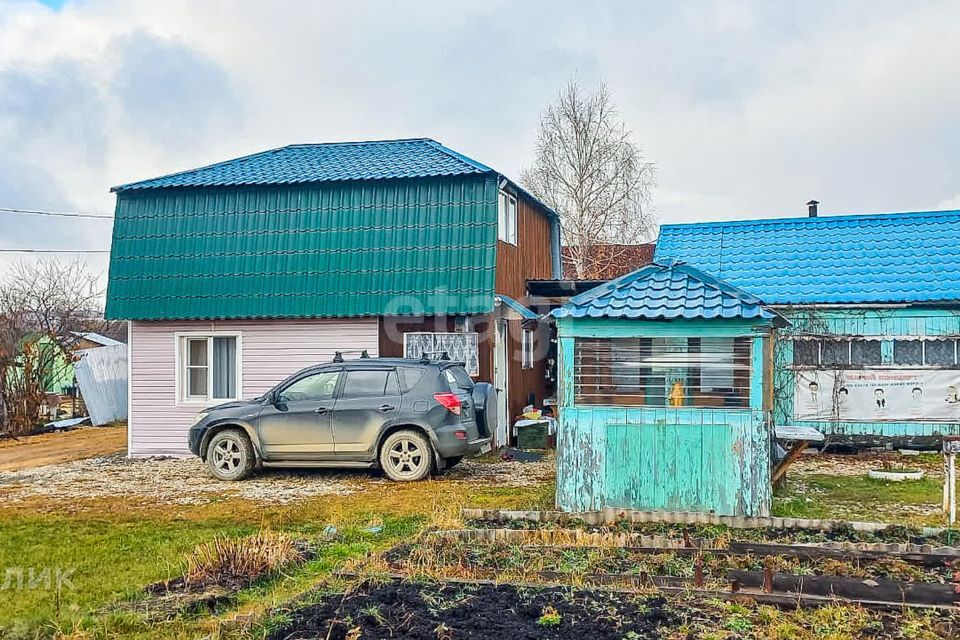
xmin=193 ymin=412 xmax=209 ymax=425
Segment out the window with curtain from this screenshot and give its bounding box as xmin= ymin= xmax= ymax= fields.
xmin=893 ymin=338 xmax=959 ymax=367
xmin=521 ymin=329 xmax=534 ymax=369
xmin=181 ymin=335 xmax=239 ymax=402
xmin=792 ymin=338 xmax=882 ymax=367
xmin=574 ymin=337 xmax=752 ymax=408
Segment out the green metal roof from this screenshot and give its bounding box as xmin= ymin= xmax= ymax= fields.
xmin=105 ymin=174 xmax=499 ymax=320
xmin=111 ymin=138 xmax=493 ymax=192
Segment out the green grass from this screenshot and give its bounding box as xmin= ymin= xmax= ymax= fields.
xmin=773 ymin=473 xmax=945 ymax=525
xmin=0 ymin=477 xmax=550 ymax=639
xmin=0 ymin=516 xmax=255 ymax=637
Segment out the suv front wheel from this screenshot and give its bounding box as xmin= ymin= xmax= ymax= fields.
xmin=206 ymin=429 xmax=255 ymax=481
xmin=379 ymin=430 xmax=432 ymax=482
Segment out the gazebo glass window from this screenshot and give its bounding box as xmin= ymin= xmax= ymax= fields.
xmin=574 ymin=337 xmax=752 ymax=408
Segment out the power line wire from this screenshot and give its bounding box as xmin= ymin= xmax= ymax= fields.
xmin=0 ymin=207 xmax=114 ymax=220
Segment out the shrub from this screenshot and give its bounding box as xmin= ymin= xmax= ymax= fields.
xmin=185 ymin=529 xmax=306 ymax=588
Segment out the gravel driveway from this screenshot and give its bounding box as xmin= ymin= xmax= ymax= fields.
xmin=0 ymin=452 xmax=554 ymax=506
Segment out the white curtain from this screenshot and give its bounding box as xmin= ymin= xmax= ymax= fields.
xmin=212 ymin=337 xmax=236 ymax=398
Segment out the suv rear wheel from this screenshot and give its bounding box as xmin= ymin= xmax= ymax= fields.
xmin=206 ymin=429 xmax=254 ymax=481
xmin=379 ymin=429 xmax=432 ymax=482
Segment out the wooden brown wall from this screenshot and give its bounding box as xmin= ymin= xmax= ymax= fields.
xmin=494 ymin=194 xmax=554 ymax=299
xmin=504 ymin=320 xmax=551 ymax=422
xmin=378 ymin=316 xmax=495 ymax=385
xmin=495 ymin=194 xmax=554 ymax=423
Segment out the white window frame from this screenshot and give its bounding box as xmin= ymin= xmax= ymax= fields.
xmin=790 ymin=336 xmax=960 ymax=369
xmin=174 ymin=331 xmax=243 ymax=405
xmin=498 ymin=190 xmax=518 ymax=245
xmin=521 ymin=328 xmax=534 ymax=370
xmin=894 ymin=337 xmax=960 ymax=367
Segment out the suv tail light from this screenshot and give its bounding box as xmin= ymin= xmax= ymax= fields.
xmin=433 ymin=392 xmax=462 ymax=415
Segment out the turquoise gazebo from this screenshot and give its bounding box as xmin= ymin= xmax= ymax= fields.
xmin=551 ymin=260 xmax=786 ymax=517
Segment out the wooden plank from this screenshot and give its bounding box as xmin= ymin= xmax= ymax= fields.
xmin=774 ymin=308 xmax=960 ymax=441
xmin=728 ymin=571 xmax=959 ymax=607
xmin=771 ymin=440 xmax=809 ymax=484
xmin=459 ymin=507 xmax=950 ymax=535
xmin=728 ymin=541 xmax=960 ymax=568
xmin=427 ymin=531 xmax=960 ymax=567
xmin=559 ymin=317 xmax=766 ymax=339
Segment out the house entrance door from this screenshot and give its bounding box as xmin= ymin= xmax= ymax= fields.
xmin=493 ymin=319 xmax=509 ymax=447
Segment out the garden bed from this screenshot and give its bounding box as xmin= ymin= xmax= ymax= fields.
xmin=269 ymin=578 xmax=958 ymax=639
xmin=270 ymin=580 xmax=712 ymax=640
xmin=383 ymin=540 xmax=958 ymax=585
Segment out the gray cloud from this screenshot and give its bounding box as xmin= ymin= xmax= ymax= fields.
xmin=0 ymin=57 xmax=108 ymax=171
xmin=0 ymin=0 xmax=958 ymax=248
xmin=108 ymin=31 xmax=242 ymax=150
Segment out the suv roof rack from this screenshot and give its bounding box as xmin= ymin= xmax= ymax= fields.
xmin=418 ymin=350 xmax=450 ymax=364
xmin=333 ymin=349 xmax=370 ymax=363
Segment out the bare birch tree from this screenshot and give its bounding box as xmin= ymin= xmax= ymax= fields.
xmin=521 ymin=79 xmax=656 ymax=279
xmin=0 ymin=260 xmax=104 ymax=435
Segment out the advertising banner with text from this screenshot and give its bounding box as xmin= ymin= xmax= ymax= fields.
xmin=794 ymin=369 xmax=960 ymax=422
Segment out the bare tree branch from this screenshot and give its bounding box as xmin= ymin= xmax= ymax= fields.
xmin=521 ymin=78 xmax=656 ymax=279
xmin=0 ymin=259 xmax=104 ymax=436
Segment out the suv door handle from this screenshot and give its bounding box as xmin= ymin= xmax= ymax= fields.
xmin=314 ymin=407 xmax=329 ymax=415
xmin=379 ymin=404 xmax=396 ymax=412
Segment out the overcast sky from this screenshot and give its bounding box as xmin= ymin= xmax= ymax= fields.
xmin=2 ymin=0 xmax=959 ymax=286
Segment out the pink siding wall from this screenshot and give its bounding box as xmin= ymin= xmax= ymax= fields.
xmin=129 ymin=319 xmax=379 ymax=457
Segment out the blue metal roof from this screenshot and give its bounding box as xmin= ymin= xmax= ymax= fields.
xmin=552 ymin=260 xmax=779 ymax=321
xmin=655 ymin=209 xmax=960 ymax=306
xmin=111 ymin=138 xmax=493 ymax=192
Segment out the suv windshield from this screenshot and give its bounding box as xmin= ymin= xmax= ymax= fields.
xmin=443 ymin=366 xmax=474 ymax=391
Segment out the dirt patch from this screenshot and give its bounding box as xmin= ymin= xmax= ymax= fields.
xmin=271 ymin=581 xmax=708 ymax=640
xmin=446 ymin=454 xmax=555 ymax=487
xmin=270 ymin=578 xmax=959 ymax=639
xmin=0 ymin=425 xmax=126 ymax=471
xmin=792 ymin=451 xmax=944 ymax=478
xmin=0 ymin=453 xmax=554 ymax=507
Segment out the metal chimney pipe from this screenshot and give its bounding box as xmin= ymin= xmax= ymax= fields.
xmin=807 ymin=200 xmax=819 ymax=218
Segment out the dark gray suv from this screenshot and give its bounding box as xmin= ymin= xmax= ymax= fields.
xmin=187 ymin=355 xmax=495 ymax=482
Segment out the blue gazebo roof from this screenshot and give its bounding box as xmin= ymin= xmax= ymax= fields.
xmin=552 ymin=259 xmax=781 ymax=322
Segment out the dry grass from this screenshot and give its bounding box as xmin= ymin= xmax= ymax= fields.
xmin=0 ymin=460 xmax=555 ymax=639
xmin=185 ymin=529 xmax=306 ymax=588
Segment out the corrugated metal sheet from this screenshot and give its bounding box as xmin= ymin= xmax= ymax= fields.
xmin=129 ymin=318 xmax=379 ymax=457
xmin=75 ymin=345 xmax=128 ymax=425
xmin=494 ymin=294 xmax=538 ymax=319
xmin=111 ymin=139 xmax=492 ymax=192
xmin=71 ymin=331 xmax=124 ymax=347
xmin=106 ymin=174 xmax=499 ymax=320
xmin=655 ymin=209 xmax=960 ymax=305
xmin=552 ymin=260 xmax=778 ymax=321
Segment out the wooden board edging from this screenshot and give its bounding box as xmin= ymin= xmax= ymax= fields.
xmin=460 ymin=507 xmax=946 ymax=536
xmin=427 ymin=529 xmax=960 ymax=565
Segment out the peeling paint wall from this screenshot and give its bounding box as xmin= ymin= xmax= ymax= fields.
xmin=556 ymin=318 xmax=773 ymax=517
